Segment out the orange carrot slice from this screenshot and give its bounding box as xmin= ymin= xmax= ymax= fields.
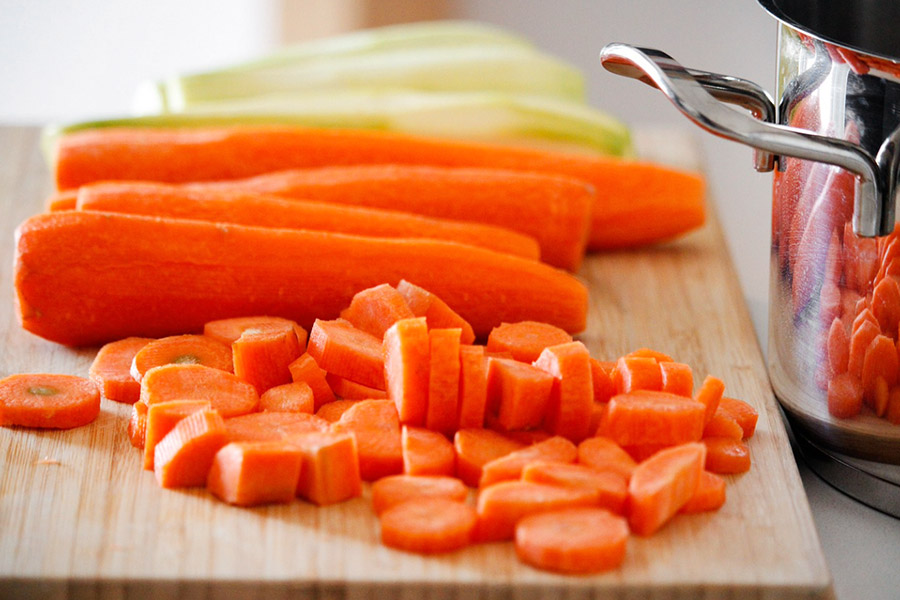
xmin=589 ymin=358 xmax=617 ymax=404
xmin=514 ymin=508 xmax=628 ymax=574
xmin=826 ymin=317 xmax=850 ymax=376
xmin=203 ymin=315 xmax=307 ymax=349
xmin=0 ymin=373 xmax=100 ymax=429
xmin=603 ymin=390 xmax=705 ymax=447
xmin=426 ymin=328 xmax=462 ymax=435
xmin=288 ymin=353 xmax=336 ymax=410
xmin=383 ymin=317 xmax=430 ymax=427
xmin=702 ymin=411 xmax=744 ymax=440
xmin=627 ymin=442 xmax=706 ymax=536
xmin=479 ymin=436 xmax=577 ymax=488
xmin=861 ymin=334 xmax=899 ymax=403
xmin=206 ymin=441 xmax=303 ymax=506
xmin=330 ymin=399 xmax=403 ymax=481
xmin=694 ymin=375 xmax=725 ymax=425
xmin=521 ymin=460 xmax=627 ymax=514
xmin=533 ymin=341 xmax=594 ymax=442
xmin=576 ymin=436 xmax=637 ymax=481
xmin=457 ymin=344 xmax=489 ymax=430
xmin=315 ymin=399 xmax=362 ymax=422
xmin=716 ymin=397 xmax=759 ymax=438
xmin=848 ymin=319 xmax=880 ymax=378
xmin=486 ymin=321 xmax=573 ymax=363
xmin=143 ymin=400 xmax=211 ymax=470
xmin=153 ymin=408 xmax=228 ymax=488
xmin=486 ymin=357 xmax=554 ymax=432
xmin=307 ymin=319 xmax=385 ymax=390
xmin=289 ymin=431 xmax=362 ymax=505
xmin=380 ymin=497 xmax=477 ymax=554
xmin=397 ymin=280 xmax=476 ymax=345
xmin=371 ymin=474 xmax=468 ymax=516
xmin=140 ymin=364 xmax=259 ymax=417
xmin=339 ymin=283 xmax=416 ymax=339
xmin=89 ymin=336 xmax=153 ymax=404
xmin=659 ymin=361 xmax=694 ymax=397
xmin=871 ymin=275 xmax=900 ymax=335
xmin=679 ymin=470 xmax=727 ymax=514
xmin=702 ymin=437 xmax=751 ymax=474
xmin=402 ymin=426 xmax=456 ymax=477
xmin=614 ymin=356 xmax=662 ymax=394
xmin=325 ymin=373 xmax=387 ymax=400
xmin=453 ymin=428 xmax=525 ymax=487
xmin=130 ymin=334 xmax=232 ymax=382
xmin=258 ymin=381 xmax=315 ymax=413
xmin=224 ymin=411 xmax=328 ymax=443
xmin=232 ymin=323 xmax=303 ymax=393
xmin=827 ymin=373 xmax=864 ymax=419
xmin=128 ymin=400 xmax=148 ymax=448
xmin=625 ymin=348 xmax=675 ymax=362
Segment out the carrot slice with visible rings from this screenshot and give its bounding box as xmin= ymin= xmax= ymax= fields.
xmin=380 ymin=498 xmax=477 ymax=554
xmin=627 ymin=442 xmax=706 ymax=536
xmin=140 ymin=364 xmax=259 ymax=418
xmin=0 ymin=373 xmax=100 ymax=429
xmin=702 ymin=437 xmax=751 ymax=475
xmin=307 ymin=319 xmax=385 ymax=391
xmin=202 ymin=315 xmax=307 ymax=349
xmin=402 ymin=425 xmax=456 ymax=477
xmin=206 ymin=441 xmax=303 ymax=507
xmin=288 ymin=431 xmax=362 ymax=506
xmin=486 ymin=321 xmax=573 ymax=363
xmin=131 ymin=334 xmax=233 ymax=382
xmin=258 ymin=381 xmax=315 ymax=413
xmin=521 ymin=460 xmax=627 ymax=514
xmin=89 ymin=337 xmax=153 ymax=404
xmin=371 ymin=474 xmax=468 ymax=516
xmin=514 ymin=508 xmax=628 ymax=574
xmin=339 ymin=283 xmax=416 ymax=339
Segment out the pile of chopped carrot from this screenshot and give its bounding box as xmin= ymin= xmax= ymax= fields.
xmin=1 ymin=280 xmax=757 ymax=575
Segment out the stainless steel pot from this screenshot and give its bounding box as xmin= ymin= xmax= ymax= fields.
xmin=599 ymin=0 xmax=900 ymax=511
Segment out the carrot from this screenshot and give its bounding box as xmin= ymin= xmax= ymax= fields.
xmin=53 ymin=126 xmax=704 ymax=252
xmin=330 ymin=398 xmax=403 ymax=481
xmin=497 ymin=429 xmax=553 ymax=445
xmin=307 ymin=319 xmax=385 ymax=390
xmin=716 ymin=397 xmax=759 ymax=438
xmin=128 ymin=400 xmax=148 ymax=448
xmin=383 ymin=317 xmax=430 ymax=427
xmin=872 ymin=276 xmax=900 ymax=337
xmin=325 ymin=374 xmax=387 ymax=400
xmin=76 ymin=181 xmax=542 ymax=262
xmin=861 ymin=334 xmax=899 ymax=403
xmin=371 ymin=474 xmax=468 ymax=516
xmin=153 ymin=408 xmax=229 ymax=488
xmin=475 ymin=480 xmax=599 ymax=542
xmin=614 ymin=356 xmax=662 ymax=394
xmin=678 ymin=470 xmax=727 ymax=514
xmin=620 ymin=443 xmax=668 ymax=463
xmin=702 ymin=437 xmax=751 ymax=475
xmin=232 ymin=323 xmax=304 ymax=394
xmin=396 ymin=280 xmax=477 ymax=345
xmin=453 ymin=428 xmax=525 ymax=487
xmin=130 ymin=334 xmax=233 ymax=382
xmin=576 ymin=436 xmax=637 ymax=481
xmin=627 ymin=442 xmax=706 ymax=536
xmin=659 ymin=361 xmax=694 ymax=397
xmin=402 ymin=426 xmax=456 ymax=476
xmin=315 ymin=399 xmax=363 ymax=422
xmin=203 ymin=315 xmax=307 ymax=348
xmin=206 ymin=441 xmax=303 ymax=506
xmin=486 ymin=357 xmax=554 ymax=432
xmin=143 ymin=400 xmax=211 ymax=470
xmin=852 ymin=307 xmax=878 ymax=334
xmin=339 ymin=283 xmax=415 ymax=339
xmin=626 ymin=348 xmax=675 ymax=362
xmin=848 ymin=319 xmax=880 ymax=378
xmin=827 ymin=372 xmax=864 ymax=418
xmin=380 ymin=497 xmax=477 ymax=554
xmin=479 ymin=436 xmax=577 ymax=488
xmin=694 ymin=375 xmax=725 ymax=425
xmin=224 ymin=411 xmax=328 ymax=442
xmin=589 ymin=359 xmax=617 ymax=404
xmin=521 ymin=460 xmax=627 ymax=514
xmin=533 ymin=341 xmax=594 ymax=442
xmin=288 ymin=353 xmax=336 ymax=410
xmin=486 ymin=321 xmax=573 ymax=363
xmin=588 ymin=402 xmax=608 ymax=438
xmin=873 ymin=376 xmax=890 ymax=417
xmin=259 ymin=381 xmax=315 ymax=413
xmin=14 ymin=211 xmax=588 ymax=346
xmin=514 ymin=508 xmax=628 ymax=574
xmin=289 ymin=431 xmax=362 ymax=505
xmin=426 ymin=328 xmax=462 ymax=435
xmin=457 ymin=344 xmax=489 ymax=430
xmin=89 ymin=336 xmax=153 ymax=404
xmin=887 ymin=387 xmax=900 ymax=425
xmin=603 ymin=390 xmax=706 ymax=447
xmin=702 ymin=411 xmax=744 ymax=440
xmin=826 ymin=317 xmax=850 ymax=377
xmin=0 ymin=373 xmax=100 ymax=429
xmin=47 ymin=190 xmax=77 ymax=211
xmin=140 ymin=364 xmax=259 ymax=417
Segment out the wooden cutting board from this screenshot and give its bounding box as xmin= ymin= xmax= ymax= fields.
xmin=0 ymin=125 xmax=832 ymax=599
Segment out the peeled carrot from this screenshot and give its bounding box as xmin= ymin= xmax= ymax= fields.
xmin=307 ymin=319 xmax=385 ymax=390
xmin=716 ymin=397 xmax=758 ymax=438
xmin=679 ymin=470 xmax=727 ymax=514
xmin=514 ymin=508 xmax=628 ymax=574
xmin=325 ymin=374 xmax=387 ymax=400
xmin=203 ymin=315 xmax=307 ymax=348
xmin=614 ymin=356 xmax=662 ymax=394
xmin=89 ymin=336 xmax=153 ymax=404
xmin=130 ymin=334 xmax=233 ymax=382
xmin=457 ymin=344 xmax=489 ymax=430
xmin=533 ymin=341 xmax=594 ymax=442
xmin=153 ymin=408 xmax=229 ymax=488
xmin=330 ymin=398 xmax=403 ymax=481
xmin=702 ymin=437 xmax=751 ymax=474
xmin=76 ymin=181 xmax=542 ymax=262
xmin=0 ymin=373 xmax=100 ymax=429
xmin=486 ymin=321 xmax=573 ymax=363
xmin=224 ymin=411 xmax=328 ymax=443
xmin=479 ymin=436 xmax=577 ymax=488
xmin=259 ymin=381 xmax=315 ymax=413
xmin=289 ymin=353 xmax=336 ymax=410
xmin=627 ymin=442 xmax=706 ymax=536
xmin=453 ymin=428 xmax=525 ymax=487
xmin=371 ymin=474 xmax=468 ymax=516
xmin=659 ymin=361 xmax=694 ymax=397
xmin=486 ymin=357 xmax=554 ymax=432
xmin=53 ymin=126 xmax=704 ymax=252
xmin=289 ymin=431 xmax=362 ymax=505
xmin=694 ymin=375 xmax=725 ymax=425
xmin=396 ymin=280 xmax=477 ymax=345
xmin=339 ymin=283 xmax=415 ymax=339
xmin=603 ymin=390 xmax=705 ymax=447
xmin=576 ymin=436 xmax=637 ymax=481
xmin=232 ymin=323 xmax=303 ymax=393
xmin=589 ymin=358 xmax=617 ymax=404
xmin=380 ymin=497 xmax=477 ymax=554
xmin=140 ymin=364 xmax=259 ymax=417
xmin=47 ymin=190 xmax=77 ymax=211
xmin=827 ymin=372 xmax=864 ymax=419
xmin=383 ymin=317 xmax=430 ymax=427
xmin=521 ymin=460 xmax=627 ymax=514
xmin=206 ymin=441 xmax=303 ymax=506
xmin=426 ymin=328 xmax=462 ymax=435
xmin=143 ymin=400 xmax=211 ymax=470
xmin=314 ymin=399 xmax=362 ymax=423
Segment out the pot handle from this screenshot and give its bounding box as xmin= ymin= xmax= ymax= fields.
xmin=599 ymin=43 xmax=888 ymax=237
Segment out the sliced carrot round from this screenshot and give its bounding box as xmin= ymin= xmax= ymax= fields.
xmin=0 ymin=373 xmax=100 ymax=429
xmin=514 ymin=508 xmax=628 ymax=574
xmin=131 ymin=334 xmax=233 ymax=382
xmin=486 ymin=321 xmax=573 ymax=363
xmin=379 ymin=498 xmax=477 ymax=554
xmin=203 ymin=315 xmax=307 ymax=348
xmin=371 ymin=474 xmax=469 ymax=515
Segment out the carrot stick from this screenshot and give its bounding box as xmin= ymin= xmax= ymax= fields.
xmin=576 ymin=436 xmax=637 ymax=481
xmin=479 ymin=436 xmax=577 ymax=488
xmin=716 ymin=397 xmax=759 ymax=438
xmin=383 ymin=317 xmax=430 ymax=427
xmin=533 ymin=341 xmax=594 ymax=442
xmin=380 ymin=497 xmax=477 ymax=554
xmin=128 ymin=400 xmax=148 ymax=448
xmin=14 ymin=211 xmax=588 ymax=346
xmin=206 ymin=441 xmax=304 ymax=506
xmin=53 ymin=126 xmax=704 ymax=253
xmin=426 ymin=328 xmax=462 ymax=435
xmin=486 ymin=357 xmax=554 ymax=433
xmin=826 ymin=372 xmax=864 ymax=419
xmin=77 ymin=181 xmax=542 ymax=264
xmin=0 ymin=373 xmax=100 ymax=429
xmin=232 ymin=323 xmax=304 ymax=393
xmin=396 ymin=280 xmax=477 ymax=345
xmin=139 ymin=364 xmax=259 ymax=417
xmin=521 ymin=460 xmax=627 ymax=514
xmin=314 ymin=399 xmax=363 ymax=423
xmin=659 ymin=361 xmax=694 ymax=397
xmin=693 ymin=375 xmax=725 ymax=425
xmin=330 ymin=398 xmax=403 ymax=481
xmin=130 ymin=334 xmax=233 ymax=382
xmin=339 ymin=284 xmax=415 ymax=339
xmin=224 ymin=411 xmax=328 ymax=443
xmin=401 ymin=426 xmax=456 ymax=477
xmin=203 ymin=315 xmax=307 ymax=349
xmin=371 ymin=474 xmax=468 ymax=516
xmin=627 ymin=442 xmax=706 ymax=536
xmin=289 ymin=353 xmax=336 ymax=410
xmin=514 ymin=508 xmax=629 ymax=574
xmin=307 ymin=319 xmax=385 ymax=391
xmin=678 ymin=470 xmax=727 ymax=514
xmin=453 ymin=428 xmax=525 ymax=487
xmin=153 ymin=408 xmax=229 ymax=488
xmin=702 ymin=437 xmax=751 ymax=475
xmin=603 ymin=390 xmax=706 ymax=447
xmin=614 ymin=356 xmax=662 ymax=394
xmin=325 ymin=374 xmax=387 ymax=400
xmin=288 ymin=431 xmax=362 ymax=505
xmin=589 ymin=359 xmax=617 ymax=404
xmin=259 ymin=381 xmax=315 ymax=413
xmin=486 ymin=321 xmax=573 ymax=363
xmin=457 ymin=345 xmax=489 ymax=430
xmin=143 ymin=400 xmax=211 ymax=470
xmin=89 ymin=336 xmax=153 ymax=404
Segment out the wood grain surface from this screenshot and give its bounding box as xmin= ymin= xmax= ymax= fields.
xmin=0 ymin=126 xmax=832 ymax=599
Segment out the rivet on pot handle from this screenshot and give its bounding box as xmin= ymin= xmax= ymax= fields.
xmin=599 ymin=43 xmax=888 ymax=237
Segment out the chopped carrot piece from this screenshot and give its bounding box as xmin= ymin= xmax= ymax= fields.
xmin=486 ymin=357 xmax=554 ymax=432
xmin=694 ymin=375 xmax=725 ymax=425
xmin=871 ymin=276 xmax=900 ymax=335
xmin=143 ymin=400 xmax=211 ymax=470
xmin=861 ymin=334 xmax=899 ymax=403
xmin=206 ymin=441 xmax=303 ymax=506
xmin=702 ymin=411 xmax=744 ymax=440
xmin=588 ymin=402 xmax=608 ymax=437
xmin=330 ymin=399 xmax=403 ymax=481
xmin=614 ymin=356 xmax=662 ymax=393
xmin=627 ymin=442 xmax=706 ymax=536
xmin=130 ymin=334 xmax=233 ymax=382
xmin=486 ymin=321 xmax=573 ymax=363
xmin=225 ymin=411 xmax=328 ymax=443
xmin=679 ymin=470 xmax=727 ymax=514
xmin=848 ymin=319 xmax=880 ymax=378
xmin=826 ymin=317 xmax=850 ymax=376
xmin=383 ymin=317 xmax=430 ymax=427
xmin=603 ymin=390 xmax=705 ymax=447
xmin=659 ymin=361 xmax=694 ymax=397
xmin=232 ymin=323 xmax=303 ymax=393
xmin=380 ymin=497 xmax=477 ymax=554
xmin=576 ymin=436 xmax=637 ymax=481
xmin=453 ymin=428 xmax=525 ymax=487
xmin=258 ymin=381 xmax=315 ymax=413
xmin=140 ymin=364 xmax=259 ymax=417
xmin=371 ymin=474 xmax=468 ymax=515
xmin=852 ymin=307 xmax=878 ymax=334
xmin=589 ymin=358 xmax=617 ymax=404
xmin=307 ymin=318 xmax=385 ymax=390
xmin=153 ymin=408 xmax=228 ymax=488
xmin=402 ymin=426 xmax=456 ymax=477
xmin=873 ymin=376 xmax=890 ymax=417
xmin=339 ymin=283 xmax=415 ymax=339
xmin=521 ymin=460 xmax=627 ymax=514
xmin=128 ymin=400 xmax=148 ymax=448
xmin=716 ymin=397 xmax=758 ymax=438
xmin=621 ymin=443 xmax=668 ymax=463
xmin=0 ymin=373 xmax=100 ymax=430
xmin=479 ymin=436 xmax=577 ymax=488
xmin=514 ymin=508 xmax=628 ymax=574
xmin=475 ymin=480 xmax=598 ymax=542
xmin=397 ymin=280 xmax=476 ymax=345
xmin=89 ymin=336 xmax=153 ymax=404
xmin=203 ymin=315 xmax=307 ymax=348
xmin=626 ymin=348 xmax=674 ymax=362
xmin=702 ymin=437 xmax=751 ymax=474
xmin=325 ymin=374 xmax=387 ymax=400
xmin=498 ymin=429 xmax=553 ymax=445
xmin=289 ymin=431 xmax=362 ymax=505
xmin=533 ymin=341 xmax=594 ymax=442
xmin=288 ymin=353 xmax=336 ymax=410
xmin=426 ymin=328 xmax=462 ymax=435
xmin=457 ymin=345 xmax=489 ymax=430
xmin=315 ymin=399 xmax=362 ymax=422
xmin=46 ymin=190 xmax=77 ymax=211
xmin=827 ymin=373 xmax=864 ymax=419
